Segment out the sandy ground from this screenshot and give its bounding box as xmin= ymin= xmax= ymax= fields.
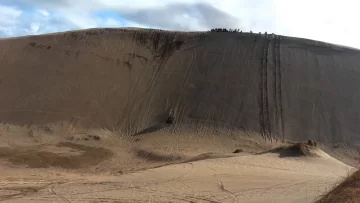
xmin=0 ymin=149 xmax=353 ymax=203
xmin=0 ymin=124 xmax=354 ymax=203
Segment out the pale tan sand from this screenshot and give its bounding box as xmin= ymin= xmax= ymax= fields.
xmin=0 ymin=146 xmax=353 ymax=203
xmin=0 ymin=124 xmax=354 ymax=203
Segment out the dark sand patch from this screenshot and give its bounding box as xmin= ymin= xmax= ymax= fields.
xmin=0 ymin=142 xmax=113 ymax=169
xmin=0 ymin=186 xmax=41 ymax=201
xmin=135 ymin=149 xmax=183 ymax=162
xmin=258 ymin=142 xmax=319 ymax=158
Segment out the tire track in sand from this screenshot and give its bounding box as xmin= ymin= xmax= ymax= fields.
xmin=203 ymin=164 xmax=239 ymax=203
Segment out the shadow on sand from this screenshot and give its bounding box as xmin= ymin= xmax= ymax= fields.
xmin=132 ymin=123 xmax=170 ymax=136
xmin=256 ymin=143 xmax=318 ymax=158
xmin=134 ymin=149 xmax=182 ymax=162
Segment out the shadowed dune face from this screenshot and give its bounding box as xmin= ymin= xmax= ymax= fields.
xmin=1 ymin=28 xmax=360 ymax=143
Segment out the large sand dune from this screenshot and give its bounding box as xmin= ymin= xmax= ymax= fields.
xmin=0 ymin=28 xmax=359 ymax=202
xmin=1 ymin=28 xmax=360 ymax=142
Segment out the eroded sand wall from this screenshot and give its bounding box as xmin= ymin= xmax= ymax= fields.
xmin=0 ymin=29 xmax=359 ymax=143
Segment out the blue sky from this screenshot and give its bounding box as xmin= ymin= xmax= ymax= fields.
xmin=1 ymin=0 xmax=359 ymax=48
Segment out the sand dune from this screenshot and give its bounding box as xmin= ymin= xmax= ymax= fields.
xmin=0 ymin=28 xmax=360 ymax=202
xmin=1 ymin=28 xmax=360 ymax=143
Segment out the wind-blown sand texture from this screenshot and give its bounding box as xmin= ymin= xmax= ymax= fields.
xmin=0 ymin=28 xmax=359 ymax=202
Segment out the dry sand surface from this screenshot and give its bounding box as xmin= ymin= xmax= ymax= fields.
xmin=0 ymin=125 xmax=354 ymax=203
xmin=0 ymin=28 xmax=360 ymax=202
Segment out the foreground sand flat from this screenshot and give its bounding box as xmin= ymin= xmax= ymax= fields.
xmin=0 ymin=151 xmax=353 ymax=203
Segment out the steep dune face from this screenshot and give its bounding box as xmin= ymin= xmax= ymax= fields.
xmin=0 ymin=28 xmax=359 ymax=143
xmin=280 ymin=37 xmax=360 ymax=143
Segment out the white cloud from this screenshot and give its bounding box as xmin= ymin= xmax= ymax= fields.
xmin=59 ymin=9 xmax=99 ymax=29
xmin=272 ymin=0 xmax=360 ymax=47
xmin=0 ymin=4 xmax=74 ymax=37
xmin=3 ymin=0 xmax=360 ymax=48
xmin=30 ymin=23 xmax=40 ymax=33
xmin=37 ymin=9 xmax=49 ymax=17
xmin=0 ymin=5 xmax=23 ymax=25
xmin=0 ymin=5 xmax=23 ymax=37
xmin=102 ymin=18 xmax=122 ymax=27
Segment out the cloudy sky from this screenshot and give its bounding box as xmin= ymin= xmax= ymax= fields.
xmin=0 ymin=0 xmax=359 ymax=48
